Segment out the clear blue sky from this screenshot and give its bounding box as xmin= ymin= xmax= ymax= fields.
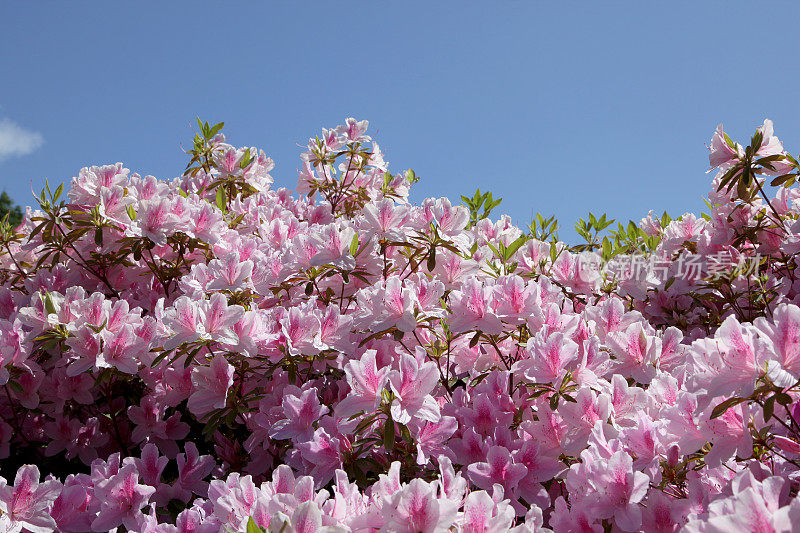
xmin=2 ymin=2 xmax=799 ymax=241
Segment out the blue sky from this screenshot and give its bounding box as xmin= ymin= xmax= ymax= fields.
xmin=1 ymin=2 xmax=799 ymax=241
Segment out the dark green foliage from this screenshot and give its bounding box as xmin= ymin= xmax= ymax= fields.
xmin=0 ymin=192 xmax=23 ymax=227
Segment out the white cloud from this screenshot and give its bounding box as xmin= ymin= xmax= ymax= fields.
xmin=0 ymin=118 xmax=44 ymax=162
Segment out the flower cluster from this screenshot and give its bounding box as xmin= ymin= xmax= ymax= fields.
xmin=1 ymin=117 xmax=800 ymax=531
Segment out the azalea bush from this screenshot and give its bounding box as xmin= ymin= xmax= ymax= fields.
xmin=2 ymin=117 xmax=800 ymax=532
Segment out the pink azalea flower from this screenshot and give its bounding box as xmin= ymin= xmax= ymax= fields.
xmin=336 ymin=350 xmax=391 ymax=419
xmin=50 ymin=480 xmax=93 ymax=532
xmin=294 ymin=424 xmax=347 ymax=488
xmin=134 ymin=443 xmax=169 ymax=487
xmin=0 ymin=465 xmax=61 ymax=533
xmin=550 ymin=496 xmax=603 ymax=533
xmin=458 ymin=392 xmax=514 ymax=437
xmin=388 ymin=352 xmax=441 ymax=424
xmin=684 ymin=471 xmax=798 ymax=533
xmin=591 ymin=450 xmax=650 ymax=531
xmin=207 ymin=252 xmax=254 ymax=292
xmin=467 ymin=445 xmax=528 ymax=495
xmin=516 ymin=331 xmax=579 ymax=384
xmin=212 ymin=144 xmax=248 ymax=175
xmin=753 ymin=119 xmax=794 ymax=175
xmin=270 ymin=386 xmax=329 ymax=442
xmin=708 ymin=124 xmax=743 ymax=170
xmin=165 ymin=294 xmax=244 ymax=350
xmin=447 ymin=277 xmax=503 ymax=335
xmin=91 ymin=464 xmax=156 ymax=531
xmin=309 ymin=223 xmax=357 ymax=270
xmin=357 ymin=276 xmax=419 ymax=333
xmin=432 ymin=248 xmax=480 ymax=289
xmin=459 ymin=490 xmax=516 ymax=532
xmin=98 ymin=323 xmax=140 ymax=374
xmin=411 ymin=415 xmax=458 ymax=465
xmin=641 ymin=490 xmax=690 ymax=533
xmin=699 ymin=400 xmax=752 ymax=468
xmin=281 ymin=306 xmax=323 ymax=355
xmin=362 ymin=198 xmax=408 ymax=239
xmin=605 ymin=322 xmax=659 ymax=383
xmin=755 ymin=303 xmax=800 ymax=375
xmin=492 ymin=275 xmax=541 ymax=325
xmin=163 ymin=296 xmax=205 ymax=349
xmin=382 ymin=478 xmax=458 ymax=533
xmin=693 ymin=315 xmax=768 ymax=398
xmin=188 ymin=353 xmax=235 ymax=416
xmin=132 ymin=197 xmax=180 ymax=246
xmin=189 ymin=200 xmax=227 ymax=242
xmin=336 ymin=117 xmax=370 ymax=143
xmin=174 ymin=442 xmax=215 ymax=501
xmin=199 ymin=292 xmax=245 ymax=346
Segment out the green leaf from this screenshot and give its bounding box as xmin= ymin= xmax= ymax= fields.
xmin=601 ymin=237 xmax=612 ymax=260
xmin=469 ymin=331 xmax=481 ymax=347
xmin=383 ymin=419 xmax=395 ymax=451
xmin=775 ymin=392 xmax=793 ymax=406
xmin=717 ymin=165 xmax=741 ymax=191
xmin=710 ymin=397 xmax=745 ymax=419
xmin=468 ymin=372 xmax=489 ymax=387
xmin=8 ymin=380 xmax=23 ymax=395
xmin=505 ymin=236 xmax=527 ymax=260
xmin=349 ymin=233 xmax=359 ymax=256
xmin=737 ymin=176 xmax=750 ymax=200
xmin=246 ymin=517 xmax=263 ymax=533
xmin=751 ymin=130 xmax=763 ymax=151
xmin=216 ymin=187 xmax=227 ymax=212
xmin=150 ymin=349 xmax=173 ymax=367
xmin=208 ymin=122 xmax=225 ymax=138
xmin=764 ymin=395 xmax=775 ymax=421
xmin=426 ymin=246 xmax=436 ymax=272
xmin=43 ymin=292 xmax=57 ymax=315
xmin=126 ymin=205 xmax=137 ymax=221
xmin=549 ymin=393 xmax=559 ymax=410
xmin=229 ymin=213 xmax=245 ymax=228
xmin=771 ymin=173 xmax=796 ymax=187
xmin=183 ymin=346 xmax=202 ymax=368
xmin=239 ymin=148 xmax=252 ymax=169
xmin=755 ymin=154 xmax=785 ymax=165
xmin=722 ymin=132 xmax=736 ymax=149
xmin=742 ymin=164 xmax=752 ymax=185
